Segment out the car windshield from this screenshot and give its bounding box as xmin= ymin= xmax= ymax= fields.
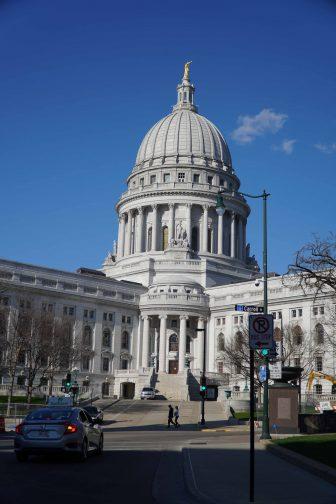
xmin=84 ymin=407 xmax=98 ymax=414
xmin=142 ymin=388 xmax=153 ymax=392
xmin=26 ymin=409 xmax=73 ymax=421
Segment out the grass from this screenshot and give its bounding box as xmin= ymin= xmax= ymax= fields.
xmin=0 ymin=396 xmax=44 ymax=404
xmin=233 ymin=411 xmax=263 ymax=421
xmin=274 ymin=434 xmax=336 ymax=469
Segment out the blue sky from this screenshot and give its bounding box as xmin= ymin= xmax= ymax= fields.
xmin=0 ymin=0 xmax=335 ymax=274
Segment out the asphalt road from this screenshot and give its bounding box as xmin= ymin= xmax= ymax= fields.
xmin=0 ymin=400 xmax=250 ymax=503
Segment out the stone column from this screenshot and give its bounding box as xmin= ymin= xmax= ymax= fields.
xmin=197 ymin=317 xmax=205 ymax=372
xmin=186 ymin=203 xmax=192 ymax=245
xmin=151 ymin=204 xmax=158 ymax=251
xmin=117 ymin=214 xmax=126 ymax=258
xmin=168 ymin=203 xmax=175 ymax=242
xmin=230 ymin=211 xmax=236 ymax=258
xmin=136 ymin=208 xmax=143 ymax=253
xmin=142 ymin=315 xmax=150 ymax=368
xmin=238 ymin=216 xmax=243 ymax=260
xmin=159 ymin=315 xmax=167 ymax=373
xmin=126 ymin=210 xmax=133 ymax=256
xmin=243 ymin=218 xmax=247 ymax=261
xmin=202 ymin=205 xmax=209 ymax=253
xmin=217 ymin=212 xmax=224 ymax=255
xmin=179 ymin=315 xmax=188 ymax=374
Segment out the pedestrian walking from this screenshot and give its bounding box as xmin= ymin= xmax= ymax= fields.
xmin=174 ymin=405 xmax=180 ymax=428
xmin=167 ymin=404 xmax=174 ymax=428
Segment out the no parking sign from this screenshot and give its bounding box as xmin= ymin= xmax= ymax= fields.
xmin=248 ymin=314 xmax=274 ymax=349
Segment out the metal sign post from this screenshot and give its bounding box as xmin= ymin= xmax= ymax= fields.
xmin=249 ymin=348 xmax=255 ymax=503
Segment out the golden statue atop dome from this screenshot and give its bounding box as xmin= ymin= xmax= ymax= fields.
xmin=183 ymin=61 xmax=192 ymax=81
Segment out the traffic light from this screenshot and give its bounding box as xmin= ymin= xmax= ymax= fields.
xmin=200 ymin=375 xmax=207 ymax=397
xmin=65 ymin=372 xmax=71 ymax=391
xmin=260 ymin=349 xmax=269 ymax=357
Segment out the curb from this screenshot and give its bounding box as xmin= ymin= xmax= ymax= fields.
xmin=182 ymin=448 xmax=219 ymax=504
xmin=264 ymin=441 xmax=336 ymax=486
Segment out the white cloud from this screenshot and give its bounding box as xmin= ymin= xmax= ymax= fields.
xmin=272 ymin=139 xmax=296 ymax=155
xmin=314 ymin=142 xmax=336 ymax=154
xmin=231 ymin=108 xmax=288 ymax=144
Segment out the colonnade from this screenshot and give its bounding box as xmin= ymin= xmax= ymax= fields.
xmin=139 ymin=314 xmax=206 ymax=374
xmin=117 ymin=203 xmax=247 ymax=260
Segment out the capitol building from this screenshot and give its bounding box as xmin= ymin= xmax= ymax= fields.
xmin=0 ymin=66 xmax=334 ymax=400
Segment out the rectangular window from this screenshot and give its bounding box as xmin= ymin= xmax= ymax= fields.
xmin=103 ymin=312 xmax=107 ymax=321
xmin=320 ymin=306 xmax=324 ymax=315
xmin=121 ymin=359 xmax=128 ymax=370
xmin=222 ymin=317 xmax=226 ymax=325
xmin=313 ymin=307 xmax=318 ymax=316
xmin=278 ymin=312 xmax=282 ymax=319
xmin=89 ymin=310 xmax=95 ymax=319
xmin=219 ymin=178 xmax=224 ymax=186
xmin=291 ymin=309 xmax=296 ymax=318
xmin=150 ymin=175 xmax=156 ymax=184
xmin=294 ymin=357 xmax=300 ymax=367
xmin=84 ymin=309 xmax=88 ymax=318
xmin=193 ymin=174 xmax=200 ymax=183
xmin=171 ymin=319 xmax=177 ymax=328
xmin=234 ymin=316 xmax=238 ymax=325
xmin=163 ymin=173 xmax=170 ymax=182
xmin=126 ymin=316 xmax=132 ymax=324
xmin=140 ymin=178 xmax=144 ymax=187
xmin=298 ymin=308 xmax=303 ymax=317
xmin=240 ymin=315 xmax=244 ymax=324
xmin=178 ymin=172 xmax=185 ymax=182
xmin=216 ymin=318 xmax=221 ymax=326
xmin=207 ymin=176 xmax=213 ymax=185
xmin=122 ymin=315 xmax=126 ymax=323
xmin=271 ymin=312 xmax=276 ymax=319
xmin=102 ymin=357 xmax=109 ymax=372
xmin=108 ymin=313 xmax=113 ymax=322
xmin=315 ymin=356 xmax=323 ymax=372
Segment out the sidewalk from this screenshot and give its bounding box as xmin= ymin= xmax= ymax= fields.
xmin=183 ymin=440 xmax=336 ymax=503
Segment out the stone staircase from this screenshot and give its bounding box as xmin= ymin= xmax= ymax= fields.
xmin=153 ymin=372 xmax=189 ymax=400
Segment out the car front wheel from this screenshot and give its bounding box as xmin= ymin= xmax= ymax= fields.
xmin=97 ymin=435 xmax=103 ymax=455
xmin=79 ymin=439 xmax=88 ymax=462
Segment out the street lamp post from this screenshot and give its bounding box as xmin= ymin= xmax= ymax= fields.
xmin=196 ymin=325 xmax=206 ymax=426
xmin=216 ymin=188 xmax=271 ymax=440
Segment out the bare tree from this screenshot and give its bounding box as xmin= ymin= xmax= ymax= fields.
xmin=286 ymin=234 xmax=336 ymax=297
xmin=280 ymin=324 xmax=317 ymax=379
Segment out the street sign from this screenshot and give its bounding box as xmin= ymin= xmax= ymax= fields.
xmin=258 ymin=365 xmax=267 ymax=382
xmin=248 ymin=314 xmax=274 ymax=349
xmin=235 ymin=304 xmax=264 ymax=313
xmin=269 ymin=341 xmax=282 ymax=379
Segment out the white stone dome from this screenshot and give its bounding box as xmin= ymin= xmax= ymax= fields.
xmin=135 ymin=109 xmax=232 ymax=169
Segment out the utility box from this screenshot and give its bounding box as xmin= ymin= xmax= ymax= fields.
xmin=269 ymin=384 xmax=299 ymax=434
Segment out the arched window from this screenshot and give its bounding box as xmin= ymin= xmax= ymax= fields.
xmin=147 ymin=227 xmax=152 ymax=251
xmin=292 ymin=326 xmax=303 ymax=346
xmin=315 ymin=324 xmax=324 ymax=345
xmin=121 ymin=331 xmax=129 ymax=350
xmin=102 ymin=328 xmax=111 ymax=348
xmin=186 ymin=335 xmax=191 ymax=354
xmin=83 ymin=325 xmax=92 ymax=347
xmin=274 ymin=327 xmax=282 ymax=341
xmin=169 ymin=334 xmax=178 ymax=352
xmin=217 ymin=333 xmax=225 ymax=352
xmin=191 ymin=227 xmax=199 ymax=252
xmin=162 ymin=226 xmax=168 ymax=250
xmin=235 ymin=331 xmax=244 ymax=350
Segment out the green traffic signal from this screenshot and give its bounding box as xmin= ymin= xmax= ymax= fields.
xmin=260 ymin=349 xmax=269 ymax=356
xmin=201 ymin=385 xmax=207 ymax=391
